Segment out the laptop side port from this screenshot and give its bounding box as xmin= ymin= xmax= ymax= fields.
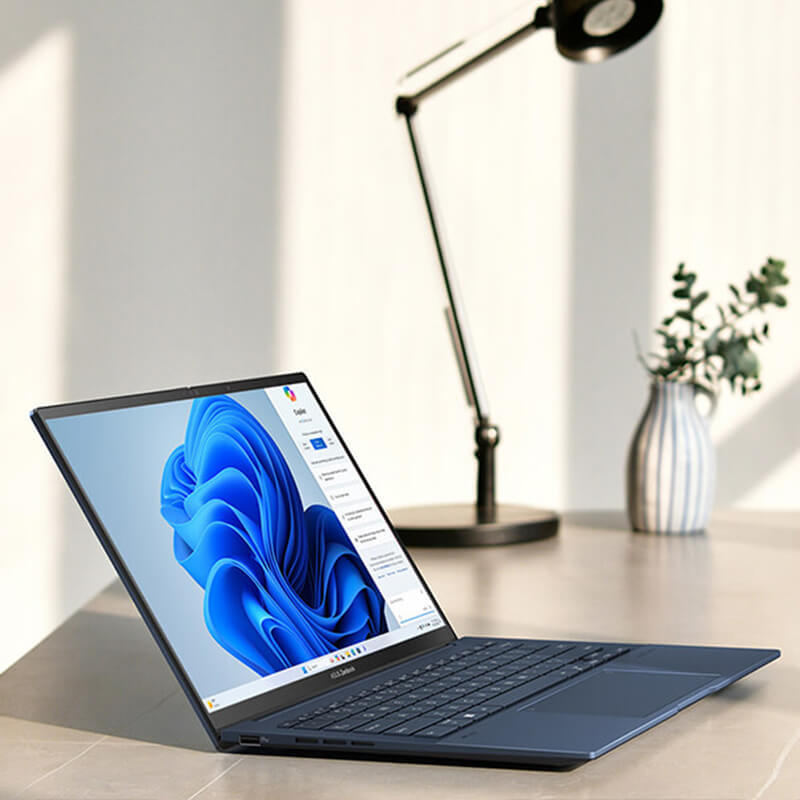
xmin=239 ymin=735 xmax=261 ymax=747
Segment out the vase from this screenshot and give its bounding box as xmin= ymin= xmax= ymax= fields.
xmin=626 ymin=381 xmax=715 ymax=534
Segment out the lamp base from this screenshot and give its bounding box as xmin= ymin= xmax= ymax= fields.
xmin=389 ymin=503 xmax=559 ymax=547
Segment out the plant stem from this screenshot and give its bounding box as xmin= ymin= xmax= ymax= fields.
xmin=689 ymin=300 xmax=696 ymax=385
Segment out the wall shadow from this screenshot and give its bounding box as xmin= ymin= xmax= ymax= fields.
xmin=0 ymin=0 xmax=284 ymax=662
xmin=0 ymin=587 xmax=213 ymax=749
xmin=565 ymin=33 xmax=660 ymax=509
xmin=715 ymin=372 xmax=800 ymax=506
xmin=59 ymin=0 xmax=286 ymax=636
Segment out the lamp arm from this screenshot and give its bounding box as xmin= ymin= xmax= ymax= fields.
xmin=396 ymin=4 xmax=551 ymax=109
xmin=395 ymin=8 xmax=550 ymax=512
xmin=399 ymin=109 xmax=488 ymax=423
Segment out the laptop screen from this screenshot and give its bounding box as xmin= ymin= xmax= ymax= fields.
xmin=41 ymin=378 xmax=446 ymax=716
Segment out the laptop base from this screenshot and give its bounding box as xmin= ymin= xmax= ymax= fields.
xmin=225 ymin=636 xmax=779 ymax=769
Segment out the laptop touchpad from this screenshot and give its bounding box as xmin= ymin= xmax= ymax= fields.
xmin=524 ymin=670 xmax=718 ymax=718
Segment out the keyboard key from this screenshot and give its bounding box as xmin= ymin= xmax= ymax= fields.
xmin=438 ymin=716 xmax=475 ymax=730
xmin=356 ymin=718 xmax=402 ymax=734
xmin=490 ymin=670 xmax=574 ymax=708
xmin=437 ymin=687 xmax=468 ymax=700
xmin=439 ymin=701 xmax=472 ymax=714
xmin=517 ymin=643 xmax=549 ymax=655
xmin=600 ymin=647 xmax=630 ymax=662
xmin=325 ymin=718 xmax=367 ymax=732
xmin=341 ymin=711 xmax=380 ymax=726
xmin=450 ymin=709 xmax=489 ymax=723
xmin=406 ymin=701 xmax=438 ymax=715
xmin=385 ymin=715 xmax=443 ymax=736
xmin=466 ymin=704 xmax=502 ymax=715
xmin=469 ymin=686 xmax=504 ymax=701
xmin=298 ymin=715 xmax=337 ymax=730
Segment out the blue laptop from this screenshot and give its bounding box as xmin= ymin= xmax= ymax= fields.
xmin=32 ymin=372 xmax=779 ymax=768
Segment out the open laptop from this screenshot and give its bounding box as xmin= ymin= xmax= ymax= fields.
xmin=32 ymin=372 xmax=779 ymax=768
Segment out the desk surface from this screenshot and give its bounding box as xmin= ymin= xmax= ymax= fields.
xmin=2 ymin=510 xmax=798 ymax=799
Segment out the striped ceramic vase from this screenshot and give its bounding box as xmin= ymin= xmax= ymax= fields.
xmin=626 ymin=381 xmax=715 ymax=534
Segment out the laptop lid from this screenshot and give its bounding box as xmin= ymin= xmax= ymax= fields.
xmin=32 ymin=373 xmax=455 ymax=740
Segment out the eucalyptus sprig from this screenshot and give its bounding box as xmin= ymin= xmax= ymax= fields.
xmin=637 ymin=257 xmax=789 ymax=396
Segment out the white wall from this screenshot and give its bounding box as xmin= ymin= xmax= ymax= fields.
xmin=0 ymin=0 xmax=284 ymax=673
xmin=276 ymin=0 xmax=576 ymax=512
xmin=2 ymin=0 xmax=798 ymax=672
xmin=654 ymin=0 xmax=800 ymax=507
xmin=276 ymin=0 xmax=799 ymax=514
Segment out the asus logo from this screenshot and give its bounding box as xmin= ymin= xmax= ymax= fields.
xmin=330 ymin=666 xmax=355 ymax=680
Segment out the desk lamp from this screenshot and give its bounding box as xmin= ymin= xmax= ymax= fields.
xmin=391 ymin=0 xmax=663 ymax=547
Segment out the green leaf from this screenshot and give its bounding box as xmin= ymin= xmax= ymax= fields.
xmin=691 ymin=291 xmax=709 ymax=309
xmin=739 ymin=349 xmax=759 ymax=378
xmin=659 ymin=333 xmax=677 ymax=349
xmin=673 ymin=288 xmax=690 ymax=299
xmin=774 ymin=293 xmax=788 ymax=307
xmin=762 ymin=323 xmax=770 ymax=337
xmin=729 ymin=284 xmax=741 ymax=301
xmin=675 ymin=310 xmax=693 ymax=321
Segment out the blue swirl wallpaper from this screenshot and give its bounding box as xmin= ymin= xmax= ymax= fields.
xmin=160 ymin=396 xmax=387 ymax=675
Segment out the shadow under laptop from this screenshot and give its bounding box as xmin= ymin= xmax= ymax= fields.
xmin=1 ymin=581 xmax=213 ymax=752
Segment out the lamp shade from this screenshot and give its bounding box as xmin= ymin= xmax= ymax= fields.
xmin=552 ymin=0 xmax=663 ymax=62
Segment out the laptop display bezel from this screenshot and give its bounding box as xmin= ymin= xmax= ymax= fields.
xmin=31 ymin=372 xmax=457 ymax=738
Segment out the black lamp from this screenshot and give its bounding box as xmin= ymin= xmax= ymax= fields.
xmin=390 ymin=0 xmax=663 ymax=547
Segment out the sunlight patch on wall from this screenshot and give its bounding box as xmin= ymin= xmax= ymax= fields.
xmin=0 ymin=28 xmax=73 ymax=671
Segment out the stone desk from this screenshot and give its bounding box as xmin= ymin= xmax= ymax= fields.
xmin=1 ymin=511 xmax=797 ymax=799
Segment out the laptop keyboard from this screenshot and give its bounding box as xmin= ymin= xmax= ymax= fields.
xmin=277 ymin=639 xmax=629 ymax=740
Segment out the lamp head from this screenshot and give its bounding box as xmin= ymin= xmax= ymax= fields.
xmin=544 ymin=0 xmax=663 ymax=62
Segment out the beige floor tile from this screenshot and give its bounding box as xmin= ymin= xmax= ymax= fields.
xmin=19 ymin=741 xmax=237 ymax=800
xmin=0 ymin=740 xmax=99 ymax=798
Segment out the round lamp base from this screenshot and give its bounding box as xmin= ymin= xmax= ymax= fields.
xmin=390 ymin=503 xmax=559 ymax=547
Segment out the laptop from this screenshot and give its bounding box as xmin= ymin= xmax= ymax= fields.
xmin=31 ymin=372 xmax=779 ymax=768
